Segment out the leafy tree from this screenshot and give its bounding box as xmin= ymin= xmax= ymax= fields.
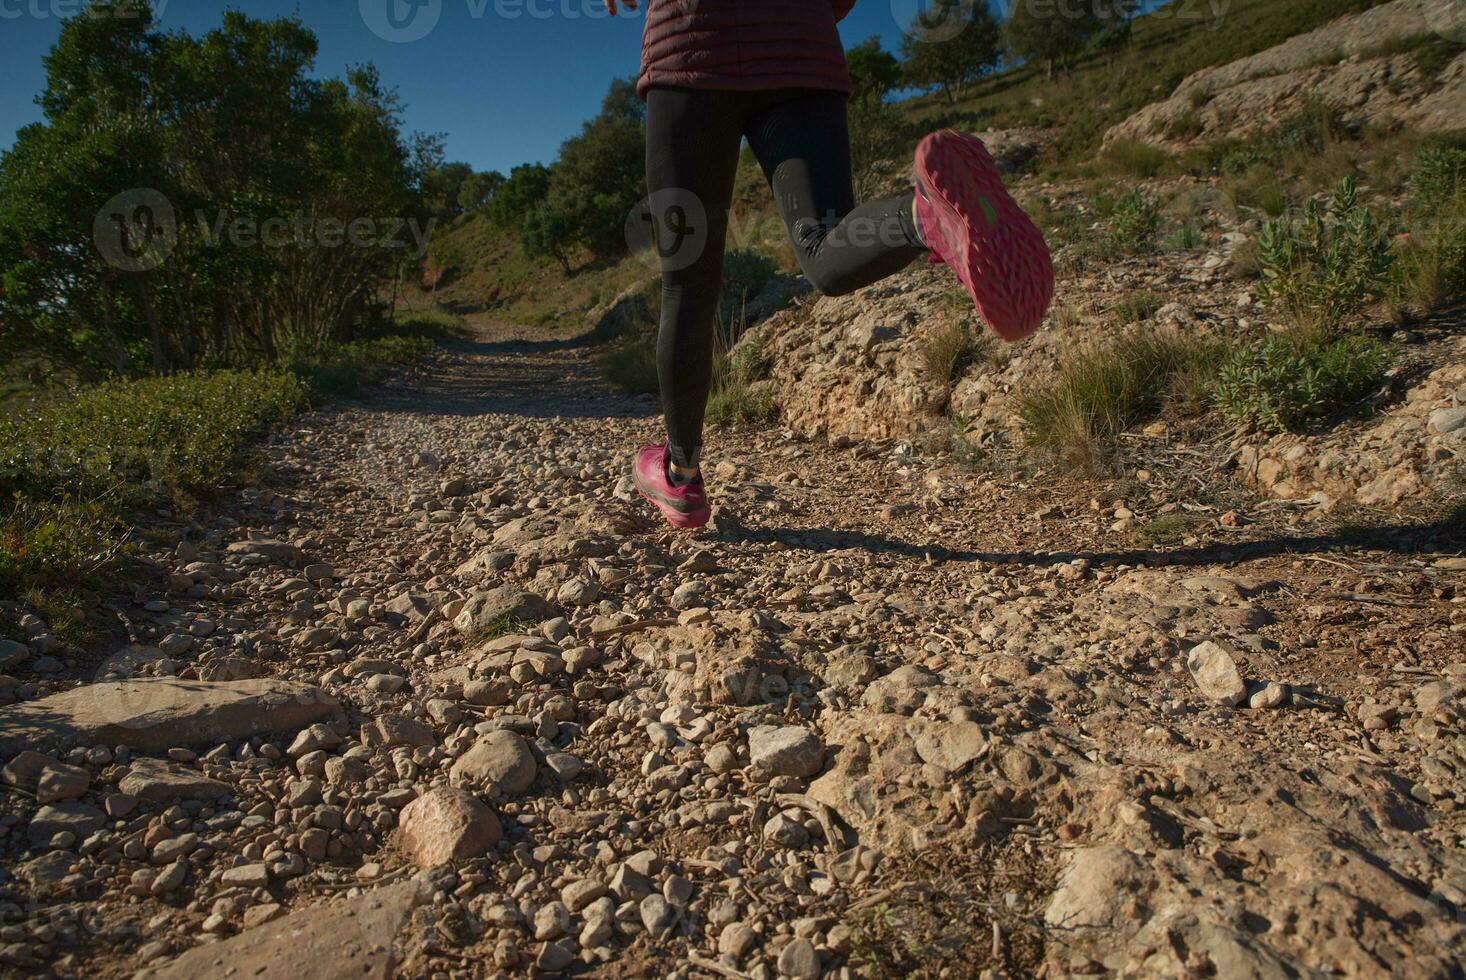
xmin=521 ymin=201 xmax=576 ymax=274
xmin=900 ymin=1 xmax=1004 ymax=104
xmin=846 ymin=36 xmax=900 ymax=104
xmin=1003 ymin=0 xmax=1105 ymax=80
xmin=422 ymin=161 xmax=474 ymax=220
xmin=0 ymin=5 xmax=423 ymax=375
xmin=539 ymin=76 xmax=647 ymax=261
xmin=458 ymin=170 xmax=505 ymax=212
xmin=487 ymin=163 xmax=552 ymax=229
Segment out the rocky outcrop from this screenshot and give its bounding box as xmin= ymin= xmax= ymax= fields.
xmin=1106 ymin=0 xmax=1466 ymax=147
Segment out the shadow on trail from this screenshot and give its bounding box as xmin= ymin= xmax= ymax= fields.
xmin=730 ymin=508 xmax=1464 ymax=569
xmin=364 ymin=327 xmax=658 ymax=421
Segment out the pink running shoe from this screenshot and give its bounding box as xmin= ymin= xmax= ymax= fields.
xmin=632 ymin=443 xmax=711 ymax=530
xmin=914 ymin=130 xmax=1054 ymax=342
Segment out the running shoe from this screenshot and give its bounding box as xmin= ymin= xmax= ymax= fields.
xmin=631 ymin=443 xmax=711 ymax=530
xmin=915 ymin=129 xmax=1054 ymax=342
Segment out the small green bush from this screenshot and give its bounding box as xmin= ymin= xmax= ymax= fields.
xmin=1104 ymin=190 xmax=1162 ymax=255
xmin=720 ymin=249 xmax=777 ymax=325
xmin=1255 ymin=178 xmax=1393 ymax=339
xmin=1408 ymin=147 xmax=1466 ymax=211
xmin=599 ymin=334 xmax=660 ymax=395
xmin=0 ymin=369 xmax=311 ymax=593
xmin=1213 ymin=332 xmax=1391 ymax=433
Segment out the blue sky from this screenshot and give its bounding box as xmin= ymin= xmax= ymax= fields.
xmin=0 ymin=0 xmax=948 ymax=176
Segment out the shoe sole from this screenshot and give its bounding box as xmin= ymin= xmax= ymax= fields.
xmin=631 ymin=466 xmax=710 ymax=530
xmin=916 ymin=130 xmax=1054 ymax=341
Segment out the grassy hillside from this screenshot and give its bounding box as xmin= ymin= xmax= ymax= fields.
xmin=422 ymin=0 xmax=1396 ymax=326
xmin=907 ymin=0 xmax=1390 ymax=160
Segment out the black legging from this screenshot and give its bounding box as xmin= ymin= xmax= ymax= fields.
xmin=645 ymin=85 xmax=927 ymax=470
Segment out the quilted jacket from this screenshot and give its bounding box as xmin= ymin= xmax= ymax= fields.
xmin=636 ymin=0 xmax=855 ymax=99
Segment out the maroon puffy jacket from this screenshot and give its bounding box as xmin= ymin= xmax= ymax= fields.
xmin=636 ymin=0 xmax=855 ymax=99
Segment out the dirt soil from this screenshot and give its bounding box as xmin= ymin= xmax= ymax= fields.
xmin=1 ymin=317 xmax=1464 ymax=979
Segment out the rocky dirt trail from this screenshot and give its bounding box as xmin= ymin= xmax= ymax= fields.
xmin=2 ymin=317 xmax=1465 ymax=979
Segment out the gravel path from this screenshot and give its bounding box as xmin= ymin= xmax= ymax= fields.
xmin=1 ymin=318 xmax=1463 ymax=979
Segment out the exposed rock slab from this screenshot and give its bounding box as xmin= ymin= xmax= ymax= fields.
xmin=141 ymin=882 xmax=426 ymax=980
xmin=0 ymin=678 xmax=340 ymax=753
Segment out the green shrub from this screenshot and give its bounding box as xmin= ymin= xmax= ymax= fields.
xmin=1254 ymin=178 xmax=1393 ymax=339
xmin=1103 ymin=140 xmax=1170 ymax=179
xmin=1408 ymin=147 xmax=1466 ymax=211
xmin=1164 ymin=220 xmax=1204 ymax=252
xmin=1167 ymin=110 xmax=1205 ymax=141
xmin=599 ymin=334 xmax=659 ymax=395
xmin=282 ymin=336 xmax=434 ymax=399
xmin=0 ymin=369 xmax=310 ymax=592
xmin=1104 ymin=190 xmax=1161 ymax=255
xmin=1021 ymin=329 xmax=1224 ymax=469
xmin=720 ymin=249 xmax=777 ymax=325
xmin=1213 ymin=332 xmax=1391 ymax=433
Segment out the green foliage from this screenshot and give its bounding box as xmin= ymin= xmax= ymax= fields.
xmin=1021 ymin=329 xmax=1223 ymax=469
xmin=0 ymin=8 xmax=426 ymax=377
xmin=458 ymin=170 xmax=506 ymax=213
xmin=849 ymin=97 xmax=915 ymax=201
xmin=1103 ymin=190 xmax=1161 ymax=255
xmin=521 ymin=202 xmax=577 ymax=274
xmin=537 ymin=77 xmax=646 ymax=262
xmin=1004 ymin=0 xmax=1130 ymax=79
xmin=0 ymin=334 xmax=431 ymax=595
xmin=1254 ymin=178 xmax=1393 ymax=338
xmin=487 ymin=163 xmax=552 ymax=230
xmin=1214 ymin=332 xmax=1391 ymax=433
xmin=599 ymin=336 xmax=659 ymax=395
xmin=901 ymin=0 xmax=1004 ymax=104
xmin=708 ymin=335 xmax=776 ymax=428
xmin=1408 ymin=148 xmax=1466 ymax=211
xmin=720 ymin=249 xmax=777 ymax=325
xmin=846 ymin=37 xmax=901 ymax=103
xmin=1395 ymin=152 xmax=1466 ymax=310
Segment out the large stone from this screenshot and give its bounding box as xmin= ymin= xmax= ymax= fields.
xmin=453 ymin=586 xmax=559 ymax=635
xmin=1045 ymin=846 xmax=1147 ymax=931
xmin=140 ymin=882 xmax=425 ymax=980
xmin=225 ymin=538 xmax=304 ymax=565
xmin=913 ymin=721 xmax=987 ymax=774
xmin=1429 ymin=406 xmax=1466 ymax=435
xmin=748 ymin=725 xmax=824 ymax=778
xmin=1185 ymin=641 xmax=1248 ymax=706
xmin=450 ymin=731 xmax=537 ymax=796
xmin=29 ymin=802 xmax=104 ymax=844
xmin=119 ymin=758 xmax=232 ymax=802
xmin=0 ymin=678 xmax=340 ymax=754
xmin=395 ymin=787 xmax=502 ymax=868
